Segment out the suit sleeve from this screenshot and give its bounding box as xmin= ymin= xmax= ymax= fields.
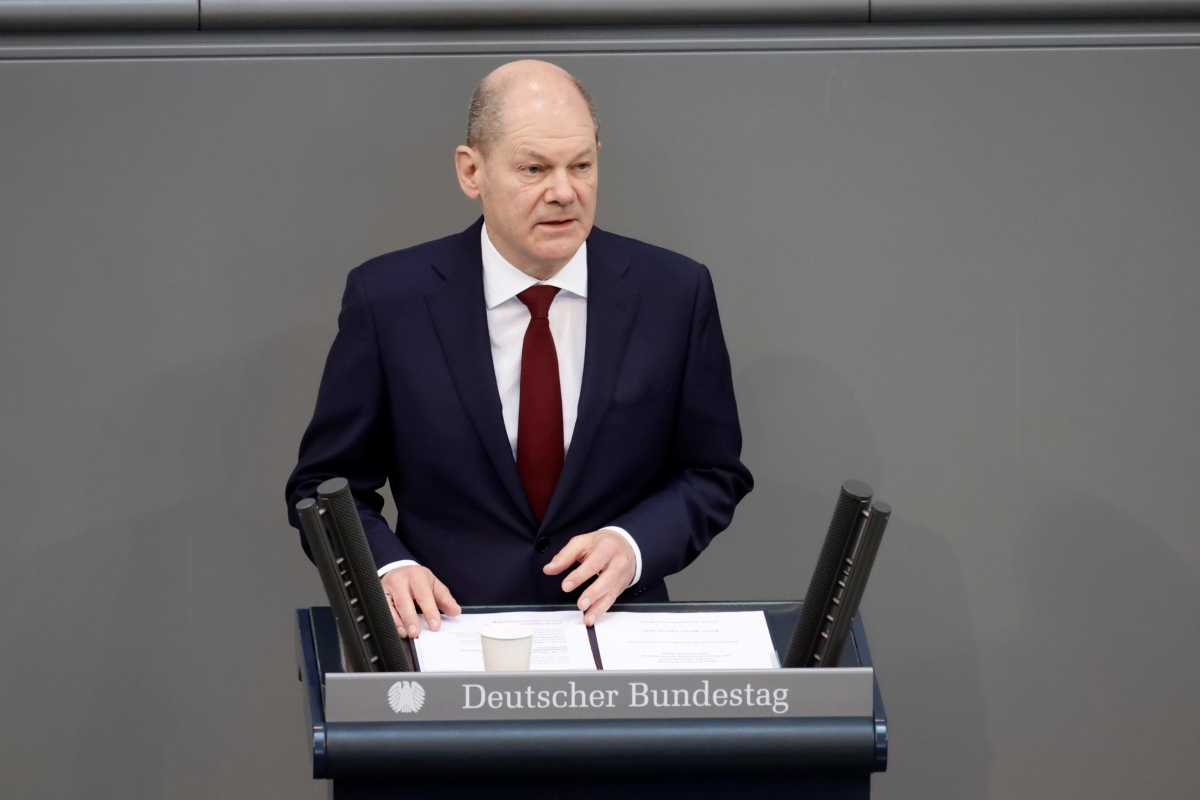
xmin=284 ymin=267 xmax=414 ymax=568
xmin=609 ymin=266 xmax=753 ymax=588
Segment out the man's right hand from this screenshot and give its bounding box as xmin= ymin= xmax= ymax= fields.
xmin=380 ymin=565 xmax=461 ymax=638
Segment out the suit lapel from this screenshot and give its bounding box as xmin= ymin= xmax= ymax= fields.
xmin=542 ymin=229 xmax=639 ymax=531
xmin=426 ymin=222 xmax=536 ymax=525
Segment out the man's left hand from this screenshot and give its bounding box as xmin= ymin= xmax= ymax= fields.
xmin=542 ymin=529 xmax=636 ymax=626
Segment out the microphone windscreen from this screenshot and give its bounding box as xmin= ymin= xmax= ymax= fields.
xmin=783 ymin=480 xmax=872 ymax=668
xmin=318 ymin=477 xmax=413 ymax=672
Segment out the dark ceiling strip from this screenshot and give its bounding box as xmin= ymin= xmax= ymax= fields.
xmin=1 ymin=0 xmax=1199 ymax=34
xmin=870 ymin=1 xmax=1200 ymax=23
xmin=0 ymin=1 xmax=198 ymax=31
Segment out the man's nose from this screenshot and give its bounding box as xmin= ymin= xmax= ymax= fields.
xmin=544 ymin=168 xmax=576 ymax=205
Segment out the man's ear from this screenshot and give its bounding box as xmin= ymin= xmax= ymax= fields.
xmin=455 ymin=145 xmax=484 ymax=200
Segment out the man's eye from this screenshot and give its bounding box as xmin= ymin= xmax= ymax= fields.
xmin=522 ymin=166 xmax=541 ymax=175
xmin=575 ymin=163 xmax=591 ymax=171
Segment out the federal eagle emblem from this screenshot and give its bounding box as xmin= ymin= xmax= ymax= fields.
xmin=387 ymin=680 xmax=426 ymax=714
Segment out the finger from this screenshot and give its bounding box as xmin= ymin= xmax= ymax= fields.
xmin=543 ymin=534 xmax=593 ymax=576
xmin=380 ymin=577 xmax=404 ymax=629
xmin=582 ymin=587 xmax=621 ymax=626
xmin=392 ymin=588 xmax=422 ymax=639
xmin=433 ymin=580 xmax=462 ymax=616
xmin=576 ymin=562 xmax=626 ymax=616
xmin=580 ymin=564 xmax=624 ymax=605
xmin=410 ymin=578 xmax=444 ymax=633
xmin=562 ymin=548 xmax=607 ymax=594
xmin=576 ymin=547 xmax=634 ymax=617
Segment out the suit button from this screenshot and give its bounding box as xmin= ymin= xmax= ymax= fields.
xmin=535 ymin=537 xmax=550 ymax=553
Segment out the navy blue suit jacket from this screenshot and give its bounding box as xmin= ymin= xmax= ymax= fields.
xmin=286 ymin=219 xmax=752 ymax=605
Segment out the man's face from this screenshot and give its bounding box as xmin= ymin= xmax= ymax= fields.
xmin=456 ymin=84 xmax=598 ymax=279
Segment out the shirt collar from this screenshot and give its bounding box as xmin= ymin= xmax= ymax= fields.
xmin=481 ymin=222 xmax=588 ymax=310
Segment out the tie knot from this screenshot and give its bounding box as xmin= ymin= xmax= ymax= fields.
xmin=518 ymin=285 xmax=560 ymax=319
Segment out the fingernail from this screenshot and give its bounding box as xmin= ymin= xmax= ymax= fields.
xmin=409 ymin=625 xmax=419 ymax=636
xmin=397 ymin=627 xmax=407 ymax=639
xmin=580 ymin=596 xmax=591 ymax=610
xmin=563 ymin=581 xmax=575 ymax=592
xmin=431 ymin=620 xmax=440 ymax=631
xmin=587 ymin=615 xmax=595 ymax=625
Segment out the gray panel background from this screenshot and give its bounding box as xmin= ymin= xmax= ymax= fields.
xmin=1 ymin=26 xmax=1198 ymax=800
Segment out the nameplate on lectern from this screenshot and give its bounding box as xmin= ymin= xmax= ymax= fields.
xmin=323 ymin=668 xmax=873 ymax=722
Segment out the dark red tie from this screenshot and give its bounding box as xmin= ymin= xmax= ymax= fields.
xmin=516 ymin=285 xmax=563 ymax=523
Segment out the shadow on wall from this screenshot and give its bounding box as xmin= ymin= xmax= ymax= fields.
xmin=669 ymin=352 xmax=883 ymax=600
xmin=865 ymin=516 xmax=992 ymax=800
xmin=989 ymin=488 xmax=1200 ymax=800
xmin=670 ymin=352 xmax=993 ymax=798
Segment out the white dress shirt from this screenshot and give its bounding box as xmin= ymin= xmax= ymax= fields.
xmin=378 ymin=224 xmax=643 ymax=587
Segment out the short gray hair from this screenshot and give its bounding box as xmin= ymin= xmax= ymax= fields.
xmin=466 ymin=70 xmax=600 ymax=154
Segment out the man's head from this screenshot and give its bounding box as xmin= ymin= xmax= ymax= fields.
xmin=455 ymin=60 xmax=600 ymax=280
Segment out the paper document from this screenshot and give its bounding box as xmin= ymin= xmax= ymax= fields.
xmin=413 ymin=610 xmax=598 ymax=672
xmin=593 ymin=611 xmax=779 ymax=671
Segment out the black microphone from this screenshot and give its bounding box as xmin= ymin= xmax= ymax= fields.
xmin=296 ymin=477 xmax=412 ymax=672
xmin=783 ymin=480 xmax=873 ymax=668
xmin=815 ymin=501 xmax=891 ymax=668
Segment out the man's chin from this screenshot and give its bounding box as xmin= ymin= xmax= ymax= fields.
xmin=529 ymin=228 xmax=587 ymax=258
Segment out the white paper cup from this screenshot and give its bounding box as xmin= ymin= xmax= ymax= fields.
xmin=480 ymin=624 xmax=534 ymax=672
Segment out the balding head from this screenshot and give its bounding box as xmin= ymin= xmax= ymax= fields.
xmin=466 ymin=60 xmax=600 ymax=156
xmin=454 ymin=60 xmax=600 ymax=280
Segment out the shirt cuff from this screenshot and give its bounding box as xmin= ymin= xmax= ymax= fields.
xmin=599 ymin=526 xmax=643 ymax=587
xmin=378 ymin=559 xmax=419 ymax=577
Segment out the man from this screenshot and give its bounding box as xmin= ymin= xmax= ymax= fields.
xmin=286 ymin=60 xmax=751 ymax=639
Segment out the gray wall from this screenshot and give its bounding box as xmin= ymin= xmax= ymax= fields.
xmin=1 ymin=23 xmax=1198 ymax=800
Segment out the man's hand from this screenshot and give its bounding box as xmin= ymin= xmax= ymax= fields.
xmin=380 ymin=565 xmax=462 ymax=638
xmin=542 ymin=530 xmax=637 ymax=626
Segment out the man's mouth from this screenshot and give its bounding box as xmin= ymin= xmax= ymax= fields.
xmin=537 ymin=219 xmax=575 ymax=229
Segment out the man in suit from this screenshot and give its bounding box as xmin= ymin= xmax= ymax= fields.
xmin=286 ymin=60 xmax=751 ymax=639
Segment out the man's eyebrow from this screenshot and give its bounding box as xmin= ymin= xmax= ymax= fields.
xmin=513 ymin=146 xmax=596 ymax=162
